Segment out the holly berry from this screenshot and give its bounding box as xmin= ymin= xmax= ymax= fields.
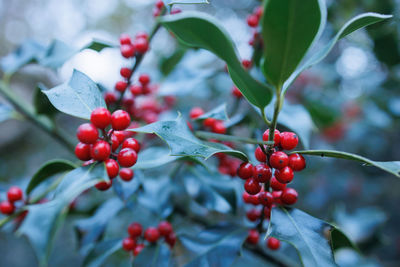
xmin=267 ymin=237 xmax=281 ymax=250
xmin=254 ymin=146 xmax=267 ymax=162
xmin=144 ymin=227 xmax=160 ymax=242
xmin=272 ymin=191 xmax=283 ymax=205
xmin=7 ymin=186 xmax=23 ymax=202
xmin=128 ymin=222 xmax=142 ymax=237
xmin=120 ymin=67 xmax=132 ymax=79
xmin=231 ymin=86 xmax=242 ymax=98
xmin=249 ymin=194 xmax=260 ymax=205
xmin=246 ymin=229 xmax=259 ymax=244
xmin=269 ymin=151 xmax=289 ymax=170
xmin=280 ymin=132 xmax=298 ymax=150
xmin=211 ymin=121 xmax=226 ymax=134
xmin=275 ymin=166 xmax=294 ymax=184
xmin=247 ymin=14 xmax=259 ymax=27
xmin=110 ymin=134 xmax=120 ymax=152
xmin=246 ymin=209 xmax=261 ymax=222
xmin=237 ymin=162 xmax=254 ymax=180
xmin=111 ymin=110 xmax=131 ymax=130
xmin=74 ymin=143 xmax=91 ymax=161
xmin=115 ymin=81 xmax=128 ymax=93
xmin=122 ymin=237 xmax=136 ymax=251
xmin=263 ymin=129 xmax=281 ymax=146
xmin=121 ymin=44 xmax=135 ymax=58
xmin=0 ymin=201 xmax=14 ymax=215
xmin=76 ymin=123 xmax=98 ymax=144
xmin=242 ymin=59 xmax=252 ymax=69
xmin=254 ymin=6 xmax=263 ymax=18
xmin=158 ymin=221 xmax=173 ymax=236
xmin=104 ymin=92 xmax=118 ymax=105
xmin=136 ymin=32 xmax=149 ymax=40
xmin=119 ymin=34 xmax=131 ymax=45
xmin=130 ymin=85 xmax=142 ymax=95
xmin=134 ymin=38 xmax=149 ymax=54
xmin=91 ymin=140 xmax=111 ymax=161
xmin=139 ymin=74 xmax=150 ymax=86
xmin=120 ymin=168 xmax=134 ymax=181
xmin=203 ymin=118 xmax=216 ymax=128
xmin=189 ymin=107 xmax=204 ymax=119
xmin=113 ymin=130 xmax=126 ymax=143
xmin=95 ymin=180 xmax=112 ymax=191
xmin=289 ymin=153 xmax=306 ymax=171
xmin=242 ymin=192 xmax=252 ymax=204
xmin=165 ymin=232 xmax=176 ymax=248
xmin=264 ymin=206 xmax=271 ymax=219
xmin=122 ymin=138 xmax=141 ymax=153
xmin=270 ymin=176 xmax=286 ymax=191
xmin=244 ymin=178 xmax=261 ymax=195
xmin=254 ymin=163 xmax=272 ymax=183
xmin=105 ymin=159 xmax=119 ymax=179
xmin=281 ymin=188 xmax=298 ymax=205
xmin=155 ymin=0 xmax=164 ymax=9
xmin=118 ymin=148 xmax=138 ymax=167
xmin=258 ymin=191 xmax=273 ymax=207
xmin=90 ymin=107 xmax=111 ymax=129
xmin=133 ymin=244 xmax=145 ymax=256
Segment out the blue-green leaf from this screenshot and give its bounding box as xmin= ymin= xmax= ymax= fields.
xmin=133 ymin=243 xmax=172 ymax=267
xmin=0 ymin=104 xmax=14 ymax=123
xmin=196 ymin=103 xmax=229 ymax=121
xmin=83 ymin=239 xmax=122 ymax=267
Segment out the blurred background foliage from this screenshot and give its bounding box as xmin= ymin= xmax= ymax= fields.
xmin=0 ymin=0 xmax=399 ymax=266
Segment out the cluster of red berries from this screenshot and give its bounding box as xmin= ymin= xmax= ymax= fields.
xmin=75 ymin=107 xmax=140 ymax=190
xmin=189 ymin=107 xmax=227 ymax=134
xmin=246 ymin=229 xmax=281 ymax=250
xmin=122 ymin=221 xmax=176 ymax=256
xmin=0 ymin=186 xmax=23 ymax=215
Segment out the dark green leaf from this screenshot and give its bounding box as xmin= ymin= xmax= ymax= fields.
xmin=0 ymin=104 xmax=14 ymax=123
xmin=83 ymin=39 xmax=115 ymax=52
xmin=160 ymin=12 xmax=273 ymax=109
xmin=133 ymin=243 xmax=172 ymax=267
xmin=129 ymin=116 xmax=247 ymax=161
xmin=33 ymin=84 xmax=59 ymax=117
xmin=160 ymin=46 xmax=187 ymax=76
xmin=330 ymin=227 xmax=359 ymax=252
xmin=292 ymin=150 xmax=400 ymax=178
xmin=261 ymin=0 xmax=326 ymax=88
xmin=42 ymin=69 xmax=106 ymax=119
xmin=27 ymin=159 xmax=76 ymax=195
xmin=83 ymin=239 xmax=122 ymax=267
xmin=268 ymin=207 xmax=337 ymax=267
xmin=196 ymin=103 xmax=229 ymax=121
xmin=283 ymin=13 xmax=392 ymax=93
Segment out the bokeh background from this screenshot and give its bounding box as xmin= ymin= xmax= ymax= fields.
xmin=0 ymin=0 xmax=399 ymax=266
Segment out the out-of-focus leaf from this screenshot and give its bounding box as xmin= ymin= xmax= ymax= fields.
xmin=330 ymin=227 xmax=359 ymax=252
xmin=0 ymin=104 xmax=14 ymax=123
xmin=268 ymin=207 xmax=337 ymax=267
xmin=196 ymin=103 xmax=229 ymax=121
xmin=83 ymin=239 xmax=122 ymax=267
xmin=42 ymin=70 xmax=106 ymax=120
xmin=133 ymin=243 xmax=172 ymax=267
xmin=83 ymin=39 xmax=115 ymax=52
xmin=112 ymin=176 xmax=141 ymax=202
xmin=33 ymin=84 xmax=59 ymax=117
xmin=160 ymin=46 xmax=187 ymax=76
xmin=261 ymin=0 xmax=326 ymax=88
xmin=304 ymin=99 xmax=339 ymax=128
xmin=38 ymin=40 xmax=77 ymax=69
xmin=160 ymin=12 xmax=273 ymax=110
xmin=293 ymin=150 xmax=400 ymax=178
xmin=129 ymin=116 xmax=247 ymax=161
xmin=26 ymin=159 xmax=76 ymax=195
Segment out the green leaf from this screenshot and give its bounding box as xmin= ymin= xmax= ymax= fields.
xmin=38 ymin=40 xmax=77 ymax=69
xmin=33 ymin=84 xmax=59 ymax=117
xmin=18 ymin=164 xmax=106 ymax=266
xmin=83 ymin=239 xmax=122 ymax=267
xmin=268 ymin=207 xmax=337 ymax=267
xmin=283 ymin=13 xmax=392 ymax=94
xmin=196 ymin=103 xmax=229 ymax=121
xmin=292 ymin=150 xmax=400 ymax=178
xmin=160 ymin=46 xmax=187 ymax=76
xmin=0 ymin=104 xmax=14 ymax=123
xmin=261 ymin=0 xmax=326 ymax=89
xmin=27 ymin=159 xmax=76 ymax=195
xmin=83 ymin=39 xmax=115 ymax=52
xmin=42 ymin=69 xmax=106 ymax=119
xmin=129 ymin=116 xmax=247 ymax=161
xmin=160 ymin=12 xmax=273 ymax=109
xmin=330 ymin=227 xmax=359 ymax=252
xmin=163 ymin=0 xmax=209 ymax=5
xmin=133 ymin=243 xmax=172 ymax=267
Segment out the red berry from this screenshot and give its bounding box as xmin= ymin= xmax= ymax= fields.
xmin=75 ymin=142 xmax=91 ymax=161
xmin=7 ymin=186 xmax=23 ymax=202
xmin=242 ymin=192 xmax=252 ymax=204
xmin=91 ymin=140 xmax=111 ymax=161
xmin=264 ymin=206 xmax=271 ymax=219
xmin=158 ymin=221 xmax=173 ymax=236
xmin=272 ymin=191 xmax=283 ymax=205
xmin=134 ymin=38 xmax=149 ymax=54
xmin=122 ymin=138 xmax=140 ymax=153
xmin=189 ymin=107 xmax=204 ymax=119
xmin=115 ymin=81 xmax=128 ymax=93
xmin=0 ymin=201 xmax=14 ymax=215
xmin=270 ymin=176 xmax=286 ymax=191
xmin=144 ymin=227 xmax=160 ymax=242
xmin=254 ymin=163 xmax=272 ymax=183
xmin=133 ymin=244 xmax=145 ymax=256
xmin=267 ymin=237 xmax=280 ymax=250
xmin=119 ymin=34 xmax=131 ymax=45
xmin=258 ymin=191 xmax=273 ymax=207
xmin=231 ymin=86 xmax=242 ymax=98
xmin=275 ymin=166 xmax=294 ymax=184
xmin=247 ymin=14 xmax=259 ymax=27
xmin=128 ymin=222 xmax=142 ymax=237
xmin=138 ymin=74 xmax=150 ymax=86
xmin=262 ymin=129 xmax=281 ymax=146
xmin=105 ymin=159 xmax=119 ymax=179
xmin=280 ymin=132 xmax=298 ymax=150
xmin=77 ymin=123 xmax=98 ymax=144
xmin=281 ymin=188 xmax=298 ymax=205
xmin=171 ymin=8 xmax=182 ymax=14
xmin=244 ymin=178 xmax=261 ymax=195
xmin=136 ymin=32 xmax=149 ymax=40
xmin=111 ymin=134 xmax=120 ymax=152
xmin=122 ymin=237 xmax=136 ymax=251
xmin=120 ymin=168 xmax=134 ymax=181
xmin=249 ymin=194 xmax=260 ymax=205
xmin=289 ymin=153 xmax=306 ymax=171
xmin=246 ymin=209 xmax=261 ymax=222
xmin=254 ymin=6 xmax=263 ymax=18
xmin=90 ymin=107 xmax=111 ymax=129
xmin=118 ymin=148 xmax=137 ymax=167
xmin=155 ymin=0 xmax=164 ymax=9
xmin=203 ymin=118 xmax=216 ymax=128
xmin=121 ymin=44 xmax=135 ymax=58
xmin=212 ymin=121 xmax=226 ymax=134
xmin=237 ymin=162 xmax=254 ymax=180
xmin=113 ymin=130 xmax=126 ymax=143
xmin=104 ymin=92 xmax=118 ymax=106
xmin=95 ymin=180 xmax=112 ymax=191
xmin=165 ymin=232 xmax=176 ymax=248
xmin=269 ymin=151 xmax=289 ymax=170
xmin=254 ymin=146 xmax=267 ymax=162
xmin=111 ymin=110 xmax=131 ymax=130
xmin=130 ymin=85 xmax=142 ymax=95
xmin=246 ymin=229 xmax=259 ymax=244
xmin=242 ymin=59 xmax=252 ymax=69
xmin=120 ymin=67 xmax=132 ymax=79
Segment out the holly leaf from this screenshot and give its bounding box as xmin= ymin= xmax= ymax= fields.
xmin=83 ymin=239 xmax=122 ymax=267
xmin=292 ymin=150 xmax=400 ymax=178
xmin=196 ymin=103 xmax=229 ymax=121
xmin=330 ymin=227 xmax=359 ymax=252
xmin=26 ymin=159 xmax=77 ymax=195
xmin=160 ymin=46 xmax=187 ymax=76
xmin=283 ymin=13 xmax=392 ymax=94
xmin=33 ymin=84 xmax=59 ymax=117
xmin=42 ymin=69 xmax=106 ymax=119
xmin=133 ymin=243 xmax=172 ymax=267
xmin=38 ymin=40 xmax=77 ymax=69
xmin=129 ymin=116 xmax=247 ymax=161
xmin=268 ymin=207 xmax=337 ymax=267
xmin=160 ymin=12 xmax=273 ymax=110
xmin=83 ymin=39 xmax=115 ymax=52
xmin=261 ymin=0 xmax=326 ymax=88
